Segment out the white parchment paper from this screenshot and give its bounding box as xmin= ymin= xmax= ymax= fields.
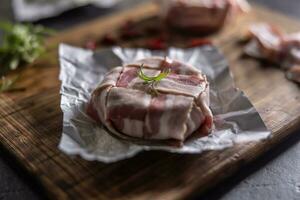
xmin=58 ymin=44 xmax=271 ymax=163
xmin=12 ymin=0 xmax=122 ymax=21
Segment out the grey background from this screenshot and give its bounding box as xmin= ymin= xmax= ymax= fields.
xmin=0 ymin=0 xmax=300 ymax=199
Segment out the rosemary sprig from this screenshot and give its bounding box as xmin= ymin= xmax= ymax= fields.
xmin=137 ymin=63 xmax=171 ymax=95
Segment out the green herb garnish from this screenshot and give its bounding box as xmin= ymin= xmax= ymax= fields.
xmin=0 ymin=76 xmax=19 ymax=93
xmin=0 ymin=22 xmax=55 ymax=76
xmin=138 ymin=63 xmax=171 ymax=95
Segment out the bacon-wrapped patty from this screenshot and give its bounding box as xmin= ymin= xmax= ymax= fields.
xmin=88 ymin=57 xmax=213 ymax=146
xmin=161 ymin=0 xmax=250 ymax=33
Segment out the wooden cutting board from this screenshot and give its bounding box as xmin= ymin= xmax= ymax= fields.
xmin=0 ymin=2 xmax=300 ymax=200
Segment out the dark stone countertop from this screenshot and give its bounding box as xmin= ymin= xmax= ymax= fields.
xmin=0 ymin=0 xmax=299 ymax=199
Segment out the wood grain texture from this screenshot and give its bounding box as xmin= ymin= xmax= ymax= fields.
xmin=0 ymin=2 xmax=299 ymax=200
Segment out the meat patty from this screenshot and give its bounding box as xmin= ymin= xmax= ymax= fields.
xmin=88 ymin=57 xmax=213 ymax=146
xmin=161 ymin=0 xmax=250 ymax=33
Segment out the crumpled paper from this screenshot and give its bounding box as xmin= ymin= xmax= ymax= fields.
xmin=58 ymin=44 xmax=271 ymax=163
xmin=12 ymin=0 xmax=122 ymax=21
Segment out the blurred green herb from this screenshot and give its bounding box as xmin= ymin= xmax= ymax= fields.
xmin=138 ymin=63 xmax=171 ymax=95
xmin=0 ymin=22 xmax=55 ymax=93
xmin=0 ymin=21 xmax=55 ymax=76
xmin=0 ymin=76 xmax=19 ymax=93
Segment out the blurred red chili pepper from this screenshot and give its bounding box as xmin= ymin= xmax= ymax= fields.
xmin=145 ymin=26 xmax=162 ymax=35
xmin=188 ymin=38 xmax=212 ymax=48
xmin=121 ymin=29 xmax=143 ymax=40
xmin=99 ymin=34 xmax=117 ymax=45
xmin=145 ymin=38 xmax=167 ymax=50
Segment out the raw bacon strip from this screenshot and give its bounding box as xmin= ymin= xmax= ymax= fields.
xmin=283 ymin=33 xmax=300 ymax=48
xmin=245 ymin=23 xmax=284 ymax=63
xmin=157 ymin=73 xmax=207 ymax=97
xmin=97 ymin=66 xmax=123 ymax=89
xmin=89 ymin=56 xmax=213 ymax=146
xmin=245 ymin=23 xmax=300 ymax=69
xmin=156 ymin=78 xmax=206 ymax=97
xmin=186 ymin=103 xmax=202 ymax=138
xmin=144 ymin=95 xmax=166 ymax=138
xmin=196 ymin=84 xmax=213 ymax=135
xmin=167 ymin=73 xmax=206 ymax=85
xmin=118 ymin=66 xmax=207 ymax=97
xmin=116 ymin=67 xmax=138 ymax=88
xmin=145 ymin=94 xmax=194 ymax=140
xmin=128 ymin=57 xmax=201 ymax=75
xmin=106 ymin=88 xmax=151 ymax=138
xmin=89 ymin=67 xmax=123 ymax=122
xmin=282 ymin=33 xmax=300 ymax=65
